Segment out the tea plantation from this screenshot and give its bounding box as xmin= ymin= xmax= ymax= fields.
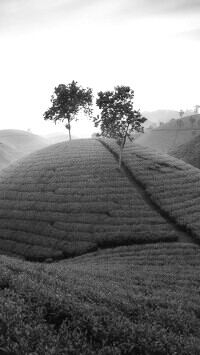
xmin=0 ymin=138 xmax=200 ymax=354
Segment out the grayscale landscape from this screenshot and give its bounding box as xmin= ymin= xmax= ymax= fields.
xmin=0 ymin=1 xmax=200 ymax=354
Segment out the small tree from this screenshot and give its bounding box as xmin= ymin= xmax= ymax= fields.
xmin=43 ymin=81 xmax=93 ymax=140
xmin=189 ymin=116 xmax=196 ymax=129
xmin=179 ymin=109 xmax=184 ymax=118
xmin=194 ymin=105 xmax=200 ymax=114
xmin=93 ymin=85 xmax=146 ymax=168
xmin=176 ymin=118 xmax=184 ymax=129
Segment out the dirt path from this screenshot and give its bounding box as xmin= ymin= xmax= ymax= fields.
xmin=101 ymin=140 xmax=197 ymax=245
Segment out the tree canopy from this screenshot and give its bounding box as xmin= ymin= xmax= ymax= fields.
xmin=43 ymin=81 xmax=93 ymax=140
xmin=93 ymin=85 xmax=146 ymax=167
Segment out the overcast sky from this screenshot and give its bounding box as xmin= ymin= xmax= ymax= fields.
xmin=0 ymin=0 xmax=200 ymax=137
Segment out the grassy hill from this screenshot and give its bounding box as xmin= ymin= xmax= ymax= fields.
xmin=0 ymin=139 xmax=184 ymax=262
xmin=0 ymin=129 xmax=48 ymax=170
xmin=169 ymin=134 xmax=200 ymax=169
xmin=1 ymin=138 xmax=200 ymax=354
xmin=135 ymin=114 xmax=200 ymax=154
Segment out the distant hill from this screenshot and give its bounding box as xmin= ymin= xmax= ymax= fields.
xmin=142 ymin=109 xmax=194 ymax=126
xmin=0 ymin=129 xmax=48 ymax=170
xmin=0 ymin=142 xmax=23 ymax=171
xmin=44 ymin=132 xmax=70 ymax=145
xmin=135 ymin=114 xmax=200 ymax=153
xmin=169 ymin=134 xmax=200 ymax=169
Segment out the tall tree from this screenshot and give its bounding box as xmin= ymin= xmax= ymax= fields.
xmin=43 ymin=81 xmax=93 ymax=140
xmin=93 ymin=85 xmax=146 ymax=168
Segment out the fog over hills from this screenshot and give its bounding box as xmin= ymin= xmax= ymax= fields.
xmin=135 ymin=114 xmax=200 ymax=154
xmin=142 ymin=109 xmax=195 ymax=126
xmin=0 ymin=129 xmax=48 ymax=170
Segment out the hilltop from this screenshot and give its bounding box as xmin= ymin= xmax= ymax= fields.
xmin=135 ymin=114 xmax=200 ymax=154
xmin=0 ymin=129 xmax=48 ymax=170
xmin=0 ymin=139 xmax=184 ymax=261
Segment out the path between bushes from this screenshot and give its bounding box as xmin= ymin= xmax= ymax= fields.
xmin=100 ymin=140 xmax=196 ymax=245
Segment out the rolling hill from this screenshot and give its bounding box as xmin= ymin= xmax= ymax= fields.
xmin=1 ymin=138 xmax=200 ymax=354
xmin=0 ymin=129 xmax=48 ymax=170
xmin=142 ymin=109 xmax=194 ymax=125
xmin=0 ymin=138 xmax=187 ymax=262
xmin=135 ymin=114 xmax=200 ymax=154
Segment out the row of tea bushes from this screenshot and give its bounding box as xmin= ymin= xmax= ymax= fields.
xmin=1 ymin=243 xmax=200 ymax=354
xmin=100 ymin=138 xmax=200 ymax=242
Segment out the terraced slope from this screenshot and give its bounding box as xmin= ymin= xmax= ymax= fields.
xmin=0 ymin=139 xmax=181 ymax=261
xmin=1 ymin=243 xmax=200 ymax=354
xmin=101 ymin=139 xmax=200 ymax=242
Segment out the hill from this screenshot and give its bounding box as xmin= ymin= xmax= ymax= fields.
xmin=101 ymin=138 xmax=200 ymax=243
xmin=0 ymin=129 xmax=48 ymax=170
xmin=169 ymin=134 xmax=200 ymax=169
xmin=142 ymin=109 xmax=194 ymax=125
xmin=0 ymin=138 xmax=185 ymax=262
xmin=44 ymin=132 xmax=70 ymax=145
xmin=1 ymin=243 xmax=200 ymax=354
xmin=0 ymin=141 xmax=24 ymax=171
xmin=1 ymin=138 xmax=200 ymax=354
xmin=135 ymin=114 xmax=200 ymax=153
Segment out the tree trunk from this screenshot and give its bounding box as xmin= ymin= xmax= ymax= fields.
xmin=68 ymin=125 xmax=71 ymax=140
xmin=119 ymin=143 xmax=123 ymax=169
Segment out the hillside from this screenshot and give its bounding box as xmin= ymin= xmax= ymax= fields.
xmin=101 ymin=138 xmax=200 ymax=243
xmin=0 ymin=141 xmax=24 ymax=171
xmin=135 ymin=114 xmax=200 ymax=153
xmin=0 ymin=139 xmax=184 ymax=262
xmin=169 ymin=134 xmax=200 ymax=169
xmin=0 ymin=129 xmax=48 ymax=170
xmin=1 ymin=138 xmax=200 ymax=354
xmin=142 ymin=109 xmax=194 ymax=125
xmin=1 ymin=243 xmax=200 ymax=354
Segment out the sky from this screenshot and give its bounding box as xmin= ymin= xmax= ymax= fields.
xmin=0 ymin=0 xmax=200 ymax=137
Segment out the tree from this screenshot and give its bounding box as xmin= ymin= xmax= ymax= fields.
xmin=194 ymin=105 xmax=200 ymax=114
xmin=179 ymin=109 xmax=184 ymax=118
xmin=93 ymin=85 xmax=146 ymax=168
xmin=43 ymin=81 xmax=93 ymax=140
xmin=176 ymin=118 xmax=184 ymax=129
xmin=189 ymin=116 xmax=196 ymax=129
